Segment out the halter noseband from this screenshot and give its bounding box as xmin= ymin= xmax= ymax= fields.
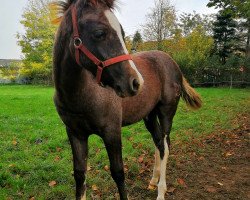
xmin=71 ymin=5 xmax=132 ymax=84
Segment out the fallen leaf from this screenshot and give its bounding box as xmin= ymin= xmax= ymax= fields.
xmin=29 ymin=197 xmax=35 ymax=200
xmin=49 ymin=180 xmax=57 ymax=187
xmin=167 ymin=186 xmax=176 ymax=193
xmin=92 ymin=184 xmax=98 ymax=191
xmin=104 ymin=165 xmax=109 ymax=171
xmin=54 ymin=156 xmax=60 ymax=161
xmin=12 ymin=140 xmax=18 ymax=146
xmin=148 ymin=184 xmax=157 ymax=190
xmin=56 ymin=147 xmax=62 ymax=152
xmin=8 ymin=164 xmax=15 ymax=168
xmin=225 ymin=152 xmax=234 ymax=157
xmin=95 ymin=148 xmax=101 ymax=154
xmin=124 ymin=164 xmax=129 ymax=172
xmin=198 ymin=156 xmax=205 ymax=161
xmin=205 ymin=185 xmax=217 ymax=193
xmin=177 ymin=178 xmax=187 ymax=187
xmin=87 ymin=165 xmax=92 ymax=171
xmin=138 ymin=155 xmax=144 ymax=163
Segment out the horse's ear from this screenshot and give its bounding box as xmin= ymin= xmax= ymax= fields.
xmin=104 ymin=0 xmax=115 ymax=8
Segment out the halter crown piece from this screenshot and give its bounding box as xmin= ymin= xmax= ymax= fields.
xmin=71 ymin=5 xmax=133 ymax=84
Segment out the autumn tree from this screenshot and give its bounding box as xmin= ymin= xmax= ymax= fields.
xmin=172 ymin=26 xmax=214 ymax=82
xmin=142 ymin=0 xmax=176 ymax=50
xmin=0 ymin=61 xmax=22 ymax=83
xmin=17 ymin=0 xmax=57 ymax=84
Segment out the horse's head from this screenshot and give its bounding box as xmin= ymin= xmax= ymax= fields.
xmin=54 ymin=0 xmax=144 ymax=97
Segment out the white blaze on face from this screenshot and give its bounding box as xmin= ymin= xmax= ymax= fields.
xmin=104 ymin=9 xmax=144 ymax=87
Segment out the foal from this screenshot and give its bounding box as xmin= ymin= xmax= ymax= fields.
xmin=52 ymin=0 xmax=202 ymax=199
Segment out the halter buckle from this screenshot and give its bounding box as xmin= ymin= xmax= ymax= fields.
xmin=74 ymin=37 xmax=82 ymax=48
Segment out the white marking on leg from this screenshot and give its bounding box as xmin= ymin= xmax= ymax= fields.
xmin=149 ymin=146 xmax=160 ymax=186
xmin=157 ymin=136 xmax=169 ymax=200
xmin=104 ymin=10 xmax=144 ymax=87
xmin=81 ymin=191 xmax=86 ymax=200
xmin=80 ymin=179 xmax=86 ymax=200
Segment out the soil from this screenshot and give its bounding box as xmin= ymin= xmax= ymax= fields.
xmin=128 ymin=114 xmax=250 ymax=200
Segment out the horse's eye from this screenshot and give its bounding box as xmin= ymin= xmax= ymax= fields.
xmin=93 ymin=30 xmax=106 ymax=40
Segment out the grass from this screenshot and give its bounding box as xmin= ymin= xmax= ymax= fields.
xmin=0 ymin=85 xmax=249 ymax=199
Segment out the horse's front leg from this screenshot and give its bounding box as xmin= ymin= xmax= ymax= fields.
xmin=103 ymin=129 xmax=128 ymax=200
xmin=67 ymin=127 xmax=88 ymax=200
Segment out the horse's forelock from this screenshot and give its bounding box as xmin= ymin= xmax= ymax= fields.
xmin=84 ymin=0 xmax=116 ymax=9
xmin=101 ymin=0 xmax=115 ymax=8
xmin=49 ymin=0 xmax=76 ymax=24
xmin=49 ymin=0 xmax=116 ymax=25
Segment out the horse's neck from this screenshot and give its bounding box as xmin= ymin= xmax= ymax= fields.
xmin=55 ymin=61 xmax=97 ymax=104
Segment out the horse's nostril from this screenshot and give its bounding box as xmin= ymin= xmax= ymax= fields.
xmin=131 ymin=78 xmax=140 ymax=93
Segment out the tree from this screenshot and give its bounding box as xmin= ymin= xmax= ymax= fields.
xmin=124 ymin=36 xmax=133 ymax=53
xmin=142 ymin=0 xmax=176 ymax=50
xmin=173 ymin=26 xmax=214 ymax=83
xmin=212 ymin=12 xmax=238 ymax=64
xmin=207 ymin=0 xmax=250 ymax=58
xmin=132 ymin=31 xmax=143 ymax=51
xmin=17 ymin=0 xmax=57 ymax=84
xmin=178 ymin=12 xmax=215 ymax=36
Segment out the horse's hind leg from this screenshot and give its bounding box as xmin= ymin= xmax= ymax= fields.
xmin=143 ymin=111 xmax=161 ymax=187
xmin=67 ymin=127 xmax=88 ymax=200
xmin=157 ymin=103 xmax=178 ymax=200
xmin=144 ymin=103 xmax=178 ymax=200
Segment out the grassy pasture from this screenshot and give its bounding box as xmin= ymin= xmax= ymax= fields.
xmin=0 ymin=85 xmax=249 ymax=199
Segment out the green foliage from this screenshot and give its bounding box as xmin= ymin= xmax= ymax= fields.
xmin=212 ymin=12 xmax=238 ymax=64
xmin=162 ymin=26 xmax=214 ymax=83
xmin=207 ymin=0 xmax=250 ymax=19
xmin=207 ymin=0 xmax=250 ymax=58
xmin=179 ymin=12 xmax=215 ymax=36
xmin=17 ymin=0 xmax=57 ymax=84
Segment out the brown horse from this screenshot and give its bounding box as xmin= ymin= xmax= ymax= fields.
xmin=52 ymin=0 xmax=202 ymax=199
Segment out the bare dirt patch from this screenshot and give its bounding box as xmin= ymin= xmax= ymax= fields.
xmin=128 ymin=114 xmax=250 ymax=200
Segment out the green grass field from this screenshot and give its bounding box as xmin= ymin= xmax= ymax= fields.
xmin=0 ymin=85 xmax=249 ymax=199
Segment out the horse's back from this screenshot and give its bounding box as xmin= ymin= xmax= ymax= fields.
xmin=133 ymin=50 xmax=182 ymax=83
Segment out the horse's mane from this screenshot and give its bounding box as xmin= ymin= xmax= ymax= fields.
xmin=50 ymin=0 xmax=115 ymax=24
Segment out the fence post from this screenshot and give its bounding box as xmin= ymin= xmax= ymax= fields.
xmin=230 ymin=74 xmax=233 ymax=89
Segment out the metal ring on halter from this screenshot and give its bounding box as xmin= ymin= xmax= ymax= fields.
xmin=74 ymin=37 xmax=82 ymax=48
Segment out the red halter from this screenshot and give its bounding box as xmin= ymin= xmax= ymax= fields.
xmin=71 ymin=5 xmax=132 ymax=84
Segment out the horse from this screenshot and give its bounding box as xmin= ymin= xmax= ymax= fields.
xmin=52 ymin=0 xmax=202 ymax=199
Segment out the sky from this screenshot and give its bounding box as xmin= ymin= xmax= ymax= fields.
xmin=0 ymin=0 xmax=217 ymax=59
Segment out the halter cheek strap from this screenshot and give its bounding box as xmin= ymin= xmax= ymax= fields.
xmin=71 ymin=5 xmax=132 ymax=84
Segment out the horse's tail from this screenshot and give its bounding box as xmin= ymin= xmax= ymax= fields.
xmin=181 ymin=76 xmax=202 ymax=110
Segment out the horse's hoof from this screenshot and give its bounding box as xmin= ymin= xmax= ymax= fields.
xmin=156 ymin=196 xmax=165 ymax=200
xmin=149 ymin=178 xmax=158 ymax=186
xmin=148 ymin=183 xmax=157 ymax=190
